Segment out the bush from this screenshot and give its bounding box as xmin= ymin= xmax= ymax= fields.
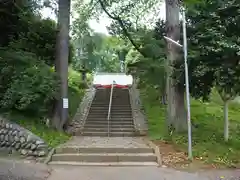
xmin=68 ymin=67 xmax=93 ymax=118
xmin=68 ymin=67 xmax=82 ymax=90
xmin=68 ymin=67 xmax=92 ymax=90
xmin=0 ymin=49 xmax=59 ymax=116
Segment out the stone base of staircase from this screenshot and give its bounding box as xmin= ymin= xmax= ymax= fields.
xmin=48 ymin=137 xmax=158 ymax=166
xmin=49 ymin=161 xmax=158 ymax=166
xmin=74 ymin=131 xmax=139 ymax=137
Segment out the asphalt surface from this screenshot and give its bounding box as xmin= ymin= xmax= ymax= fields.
xmin=0 ymin=158 xmax=240 ymax=180
xmin=0 ymin=158 xmax=50 ymax=180
xmin=48 ymin=165 xmax=240 ymax=180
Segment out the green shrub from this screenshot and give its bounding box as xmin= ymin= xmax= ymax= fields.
xmin=68 ymin=67 xmax=82 ymax=90
xmin=68 ymin=67 xmax=92 ymax=90
xmin=0 ymin=49 xmax=59 ymax=116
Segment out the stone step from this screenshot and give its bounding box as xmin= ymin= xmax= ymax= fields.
xmin=83 ymin=127 xmax=134 ymax=132
xmin=79 ymin=131 xmax=136 ymax=137
xmin=90 ymin=107 xmax=131 ymax=109
xmin=90 ymin=105 xmax=131 ymax=107
xmin=90 ymin=105 xmax=131 ymax=108
xmin=84 ymin=123 xmax=133 ymax=127
xmin=51 ymin=153 xmax=157 ymax=162
xmin=49 ymin=161 xmax=158 ymax=166
xmin=94 ymin=96 xmax=129 ymax=99
xmin=55 ymin=147 xmax=153 ymax=154
xmin=110 ymin=114 xmax=133 ymax=116
xmin=89 ymin=109 xmax=131 ymax=112
xmin=93 ymin=109 xmax=131 ymax=112
xmin=110 ymin=110 xmax=133 ymax=112
xmin=88 ymin=111 xmax=132 ymax=115
xmin=91 ymin=104 xmax=131 ymax=107
xmin=88 ymin=114 xmax=132 ymax=117
xmin=86 ymin=117 xmax=133 ymax=120
xmin=97 ymin=97 xmax=128 ymax=98
xmin=87 ymin=114 xmax=132 ymax=116
xmin=85 ymin=120 xmax=133 ymax=123
xmin=87 ymin=114 xmax=132 ymax=117
xmin=84 ymin=124 xmax=134 ymax=128
xmin=86 ymin=113 xmax=108 ymax=116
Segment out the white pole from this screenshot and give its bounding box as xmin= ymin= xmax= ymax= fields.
xmin=182 ymin=9 xmax=192 ymax=159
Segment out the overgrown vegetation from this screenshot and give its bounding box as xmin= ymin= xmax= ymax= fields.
xmin=143 ymin=86 xmax=240 ymax=168
xmin=1 ymin=0 xmax=240 ymax=166
xmin=0 ymin=0 xmax=83 ymax=146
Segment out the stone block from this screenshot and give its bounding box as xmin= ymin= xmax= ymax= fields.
xmin=0 ymin=116 xmax=48 ymax=157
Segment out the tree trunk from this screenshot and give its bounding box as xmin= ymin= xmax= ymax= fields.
xmin=224 ymin=100 xmax=229 ymax=141
xmin=52 ymin=0 xmax=71 ymax=131
xmin=165 ymin=0 xmax=187 ymax=132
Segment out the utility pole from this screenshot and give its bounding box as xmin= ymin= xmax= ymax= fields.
xmin=163 ymin=7 xmax=192 ymax=160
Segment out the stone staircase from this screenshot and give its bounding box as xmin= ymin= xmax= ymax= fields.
xmin=48 ymin=87 xmax=159 ymax=166
xmin=81 ymin=88 xmax=136 ymax=136
xmin=49 ymin=137 xmax=158 ymax=166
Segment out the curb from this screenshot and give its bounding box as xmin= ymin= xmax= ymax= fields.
xmin=142 ymin=137 xmax=162 ymax=167
xmin=44 ymin=148 xmax=55 ymax=164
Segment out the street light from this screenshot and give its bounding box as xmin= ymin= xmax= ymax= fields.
xmin=164 ymin=8 xmax=192 ymax=160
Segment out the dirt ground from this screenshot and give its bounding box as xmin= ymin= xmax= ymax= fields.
xmin=154 ymin=140 xmax=233 ymax=171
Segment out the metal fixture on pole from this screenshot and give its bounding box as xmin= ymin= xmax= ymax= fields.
xmin=163 ymin=7 xmax=192 ymax=159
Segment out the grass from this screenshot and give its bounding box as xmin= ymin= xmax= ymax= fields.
xmin=4 ymin=112 xmax=70 ymax=148
xmin=68 ymin=86 xmax=84 ymax=119
xmin=142 ymin=87 xmax=240 ymax=168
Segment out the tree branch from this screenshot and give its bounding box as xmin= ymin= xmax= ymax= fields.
xmin=98 ymin=0 xmax=148 ymax=57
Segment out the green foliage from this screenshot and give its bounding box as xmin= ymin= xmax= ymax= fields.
xmin=0 ymin=49 xmax=59 ymax=116
xmin=125 ymin=25 xmax=166 ymax=96
xmin=9 ymin=18 xmax=58 ymax=65
xmin=186 ymin=0 xmax=240 ymax=100
xmin=72 ymin=32 xmax=124 ymax=73
xmin=68 ymin=67 xmax=91 ymax=119
xmin=68 ymin=67 xmax=84 ymax=90
xmin=68 ymin=67 xmax=92 ymax=89
xmin=0 ymin=0 xmax=39 ymax=46
xmin=143 ymin=86 xmax=240 ymax=167
xmin=9 ymin=17 xmax=74 ymax=66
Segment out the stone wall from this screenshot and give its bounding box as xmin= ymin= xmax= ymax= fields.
xmin=67 ymin=87 xmax=96 ymax=135
xmin=0 ymin=117 xmax=48 ymax=157
xmin=129 ymin=87 xmax=148 ymax=135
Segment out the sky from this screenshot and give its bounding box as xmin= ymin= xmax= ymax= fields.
xmin=41 ymin=3 xmax=166 ymax=35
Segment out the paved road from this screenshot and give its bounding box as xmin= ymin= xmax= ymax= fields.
xmin=0 ymin=158 xmax=239 ymax=180
xmin=0 ymin=159 xmax=50 ymax=180
xmin=48 ymin=165 xmax=240 ymax=180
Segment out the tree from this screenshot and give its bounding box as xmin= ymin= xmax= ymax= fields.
xmin=0 ymin=0 xmax=61 ymax=118
xmin=52 ymin=0 xmax=71 ymax=131
xmin=186 ymin=0 xmax=240 ymax=141
xmin=165 ymin=0 xmax=186 ymax=132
